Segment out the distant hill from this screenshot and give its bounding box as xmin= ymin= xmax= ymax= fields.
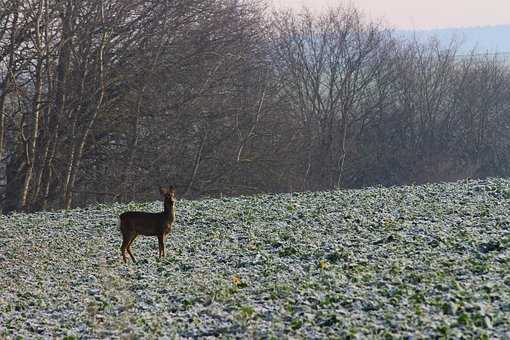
xmin=397 ymin=25 xmax=510 ymax=55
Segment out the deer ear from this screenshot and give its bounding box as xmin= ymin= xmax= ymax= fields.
xmin=159 ymin=186 xmax=168 ymax=195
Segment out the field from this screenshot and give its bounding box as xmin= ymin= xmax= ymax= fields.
xmin=1 ymin=179 xmax=510 ymax=338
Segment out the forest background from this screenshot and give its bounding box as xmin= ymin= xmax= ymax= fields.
xmin=1 ymin=0 xmax=509 ymax=212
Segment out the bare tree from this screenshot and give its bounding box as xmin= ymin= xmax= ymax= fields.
xmin=271 ymin=6 xmax=394 ymax=190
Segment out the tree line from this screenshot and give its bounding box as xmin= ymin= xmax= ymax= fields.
xmin=1 ymin=0 xmax=509 ymax=212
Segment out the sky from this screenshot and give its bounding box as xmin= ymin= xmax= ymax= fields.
xmin=272 ymin=0 xmax=510 ymax=30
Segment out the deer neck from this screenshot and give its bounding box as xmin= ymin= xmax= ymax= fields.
xmin=163 ymin=201 xmax=175 ymax=223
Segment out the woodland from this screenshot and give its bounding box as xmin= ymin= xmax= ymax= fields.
xmin=1 ymin=0 xmax=509 ymax=212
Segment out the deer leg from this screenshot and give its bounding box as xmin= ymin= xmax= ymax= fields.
xmin=126 ymin=233 xmax=138 ymax=263
xmin=127 ymin=233 xmax=138 ymax=248
xmin=120 ymin=239 xmax=128 ymax=263
xmin=120 ymin=223 xmax=129 ymax=263
xmin=158 ymin=234 xmax=164 ymax=258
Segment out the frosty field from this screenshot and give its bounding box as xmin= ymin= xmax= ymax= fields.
xmin=1 ymin=179 xmax=510 ymax=338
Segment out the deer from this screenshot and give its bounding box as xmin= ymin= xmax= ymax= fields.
xmin=119 ymin=186 xmax=176 ymax=263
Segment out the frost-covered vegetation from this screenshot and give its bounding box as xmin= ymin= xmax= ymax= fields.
xmin=1 ymin=179 xmax=510 ymax=338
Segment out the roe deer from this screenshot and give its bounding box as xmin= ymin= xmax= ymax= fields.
xmin=119 ymin=186 xmax=176 ymax=263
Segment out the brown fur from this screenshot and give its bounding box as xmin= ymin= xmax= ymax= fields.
xmin=119 ymin=186 xmax=176 ymax=263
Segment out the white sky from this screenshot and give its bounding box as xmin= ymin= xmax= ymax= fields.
xmin=272 ymin=0 xmax=510 ymax=30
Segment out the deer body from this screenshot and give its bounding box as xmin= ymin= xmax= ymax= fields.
xmin=119 ymin=187 xmax=176 ymax=263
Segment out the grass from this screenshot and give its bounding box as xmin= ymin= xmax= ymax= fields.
xmin=1 ymin=178 xmax=510 ymax=338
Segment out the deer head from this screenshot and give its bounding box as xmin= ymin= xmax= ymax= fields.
xmin=159 ymin=186 xmax=176 ymax=206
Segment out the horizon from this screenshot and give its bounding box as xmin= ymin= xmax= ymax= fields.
xmin=272 ymin=0 xmax=510 ymax=30
xmin=401 ymin=23 xmax=510 ymax=32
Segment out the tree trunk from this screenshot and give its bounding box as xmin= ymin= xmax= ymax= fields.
xmin=20 ymin=1 xmax=44 ymax=210
xmin=184 ymin=126 xmax=208 ymax=197
xmin=64 ymin=1 xmax=107 ymax=209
